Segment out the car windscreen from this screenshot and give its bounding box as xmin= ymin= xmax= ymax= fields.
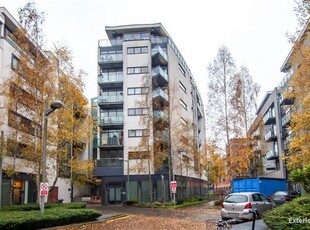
xmin=225 ymin=195 xmax=248 ymax=203
xmin=274 ymin=191 xmax=288 ymax=195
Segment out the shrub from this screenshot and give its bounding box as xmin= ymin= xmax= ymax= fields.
xmin=176 ymin=198 xmax=184 ymax=205
xmin=0 ymin=203 xmax=100 ymax=229
xmin=124 ymin=200 xmax=138 ymax=206
xmin=262 ymin=195 xmax=310 ymax=230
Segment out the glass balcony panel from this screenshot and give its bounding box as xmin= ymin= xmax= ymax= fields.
xmin=96 ymin=158 xmax=123 ymax=167
xmin=151 ymin=37 xmax=168 ymax=44
xmin=98 ymin=95 xmax=123 ymax=104
xmin=152 ymin=66 xmax=168 ymax=82
xmin=153 ymin=110 xmax=168 ymax=120
xmin=152 ymin=46 xmax=168 ymax=64
xmin=99 ymin=116 xmax=124 ymax=125
xmin=98 ymin=39 xmax=123 ymax=47
xmin=266 ymin=150 xmax=279 ymax=160
xmin=98 ymin=53 xmax=123 ymax=63
xmin=152 ymin=88 xmax=168 ymax=101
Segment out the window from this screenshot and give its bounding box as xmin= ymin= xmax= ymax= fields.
xmin=180 ymin=117 xmax=188 ymax=126
xmin=178 ymin=63 xmax=186 ymax=76
xmin=100 ymin=130 xmax=123 ymax=145
xmin=127 ymin=87 xmax=148 ymax=95
xmin=179 ymin=81 xmax=186 ymax=93
xmin=180 ymin=99 xmax=187 ymax=110
xmin=124 ymin=32 xmax=149 ymax=41
xmin=128 ymin=108 xmax=149 ymax=116
xmin=128 ymin=129 xmax=149 ymax=137
xmin=127 ymin=46 xmax=148 ymax=54
xmin=11 ymin=54 xmax=19 ymax=70
xmin=127 ymin=66 xmax=149 ymax=75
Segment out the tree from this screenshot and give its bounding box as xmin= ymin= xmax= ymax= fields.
xmin=204 ymin=144 xmax=225 ymax=195
xmin=290 ymin=164 xmax=310 ymax=192
xmin=207 ymin=46 xmax=236 ymax=150
xmin=285 ymin=22 xmax=310 ymax=170
xmin=229 ymin=66 xmax=260 ymax=137
xmin=286 ymin=0 xmax=310 ymax=43
xmin=0 ymin=2 xmax=57 ymax=204
xmin=50 ymin=43 xmax=94 ymax=197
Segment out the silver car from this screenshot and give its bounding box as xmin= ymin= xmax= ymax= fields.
xmin=220 ymin=192 xmax=276 ymax=220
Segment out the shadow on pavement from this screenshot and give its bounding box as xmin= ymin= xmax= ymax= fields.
xmin=232 ymin=219 xmax=268 ymax=230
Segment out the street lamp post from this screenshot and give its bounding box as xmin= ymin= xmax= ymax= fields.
xmin=40 ymin=100 xmax=63 ymax=215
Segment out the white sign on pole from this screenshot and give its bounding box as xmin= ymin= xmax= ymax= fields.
xmin=40 ymin=183 xmax=49 ymax=196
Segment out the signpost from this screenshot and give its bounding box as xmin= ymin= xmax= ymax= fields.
xmin=170 ymin=181 xmax=177 ymax=205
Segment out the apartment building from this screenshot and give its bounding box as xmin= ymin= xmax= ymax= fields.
xmin=0 ymin=7 xmax=90 ymax=205
xmin=248 ymin=90 xmax=287 ymax=179
xmin=95 ymin=23 xmax=207 ymax=204
xmin=248 ymin=21 xmax=310 ymax=186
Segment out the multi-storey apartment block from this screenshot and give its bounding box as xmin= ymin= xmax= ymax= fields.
xmin=0 ymin=7 xmax=90 ymax=205
xmin=95 ymin=23 xmax=207 ymax=204
xmin=248 ymin=89 xmax=287 ymax=179
xmin=248 ymin=21 xmax=309 ymax=190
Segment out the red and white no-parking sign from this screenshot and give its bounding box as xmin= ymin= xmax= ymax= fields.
xmin=170 ymin=181 xmax=177 ymax=193
xmin=40 ymin=183 xmax=49 ymax=196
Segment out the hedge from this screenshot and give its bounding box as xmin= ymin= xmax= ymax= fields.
xmin=0 ymin=203 xmax=101 ymax=229
xmin=262 ymin=195 xmax=310 ymax=230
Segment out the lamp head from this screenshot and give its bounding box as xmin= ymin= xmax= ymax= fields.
xmin=50 ymin=100 xmax=63 ymax=110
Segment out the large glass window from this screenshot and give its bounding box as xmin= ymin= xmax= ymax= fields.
xmin=100 ymin=109 xmax=123 ymax=124
xmin=100 ymin=69 xmax=123 ymax=82
xmin=100 ymin=130 xmax=123 ymax=145
xmin=99 ymin=91 xmax=123 ymax=103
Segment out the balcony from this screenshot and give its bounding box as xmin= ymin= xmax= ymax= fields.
xmin=282 ymin=111 xmax=291 ymax=126
xmin=98 ymin=52 xmax=123 ymax=67
xmin=151 ymin=37 xmax=168 ymax=45
xmin=153 ymin=110 xmax=169 ymax=129
xmin=266 ymin=150 xmax=279 ymax=160
xmin=95 ymin=158 xmax=123 ymax=167
xmin=263 ymin=111 xmax=276 ymax=125
xmin=98 ymin=136 xmax=123 ymax=148
xmin=153 ymin=88 xmax=168 ymax=106
xmin=265 ymin=129 xmax=277 ymax=142
xmin=94 ymin=158 xmax=124 ymax=176
xmin=154 ymin=130 xmax=169 ymax=143
xmin=152 ymin=66 xmax=168 ymax=86
xmin=152 ymin=46 xmax=168 ymax=66
xmin=98 ymin=116 xmax=124 ymax=128
xmin=98 ymin=95 xmax=123 ymax=108
xmin=252 ymin=130 xmax=260 ymax=138
xmin=153 ymin=110 xmax=168 ymax=120
xmin=280 ymin=94 xmax=294 ymax=105
xmin=98 ymin=39 xmax=123 ymax=47
xmin=253 ymin=145 xmax=261 ymax=152
xmin=98 ymin=74 xmax=123 ymax=88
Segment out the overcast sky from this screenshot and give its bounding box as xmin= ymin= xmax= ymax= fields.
xmin=3 ymin=0 xmax=298 ymax=105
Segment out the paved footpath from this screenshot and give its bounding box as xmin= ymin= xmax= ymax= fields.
xmin=47 ymin=203 xmax=268 ymax=230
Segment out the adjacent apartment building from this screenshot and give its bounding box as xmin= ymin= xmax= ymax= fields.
xmin=247 ymin=20 xmax=309 ymax=191
xmin=0 ymin=7 xmax=90 ymax=205
xmin=95 ymin=23 xmax=207 ymax=204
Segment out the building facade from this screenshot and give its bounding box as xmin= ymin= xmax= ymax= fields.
xmin=0 ymin=7 xmax=90 ymax=205
xmin=95 ymin=23 xmax=207 ymax=204
xmin=248 ymin=21 xmax=309 ymax=190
